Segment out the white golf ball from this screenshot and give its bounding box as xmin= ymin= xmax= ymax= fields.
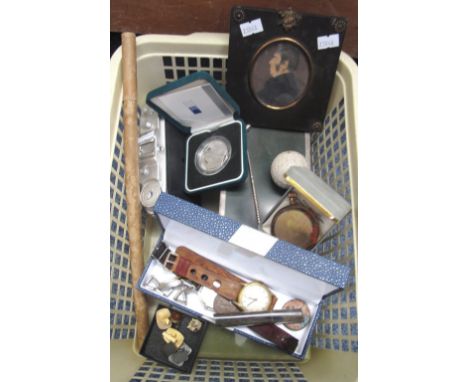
xmin=270 ymin=151 xmax=309 ymax=188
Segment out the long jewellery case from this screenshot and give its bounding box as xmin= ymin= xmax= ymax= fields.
xmin=146 ymin=71 xmax=248 ymax=194
xmin=226 ymin=5 xmax=347 ymax=133
xmin=262 ymin=166 xmax=352 ymax=249
xmin=138 ymin=192 xmax=351 ymax=359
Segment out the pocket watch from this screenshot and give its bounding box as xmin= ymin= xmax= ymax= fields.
xmin=271 ymin=191 xmax=320 ymax=249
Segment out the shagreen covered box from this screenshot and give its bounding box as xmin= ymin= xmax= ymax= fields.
xmin=138 ymin=192 xmax=351 ymax=359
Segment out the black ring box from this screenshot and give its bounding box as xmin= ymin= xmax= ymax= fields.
xmin=140 ymin=306 xmax=209 ymax=373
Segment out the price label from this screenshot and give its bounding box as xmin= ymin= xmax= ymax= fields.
xmin=240 ymin=18 xmax=264 ymax=37
xmin=317 ymin=34 xmax=340 ymax=50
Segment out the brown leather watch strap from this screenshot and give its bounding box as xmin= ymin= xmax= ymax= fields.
xmin=161 ymin=246 xmax=245 ymax=301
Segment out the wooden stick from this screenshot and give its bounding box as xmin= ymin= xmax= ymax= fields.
xmin=121 ymin=32 xmax=149 ymax=351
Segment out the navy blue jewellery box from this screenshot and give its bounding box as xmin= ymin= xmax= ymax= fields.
xmin=138 ymin=192 xmax=351 ymax=359
xmin=146 ymin=72 xmax=248 ymax=194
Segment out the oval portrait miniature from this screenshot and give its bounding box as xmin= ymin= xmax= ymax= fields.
xmin=250 ymin=39 xmax=311 ymax=109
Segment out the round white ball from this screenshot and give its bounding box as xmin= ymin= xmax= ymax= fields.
xmin=270 ymin=151 xmax=309 ymax=188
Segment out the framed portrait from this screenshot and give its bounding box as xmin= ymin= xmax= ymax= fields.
xmin=249 ymin=38 xmax=312 ymax=110
xmin=249 ymin=38 xmax=311 ymax=110
xmin=227 ymin=6 xmax=347 ymax=133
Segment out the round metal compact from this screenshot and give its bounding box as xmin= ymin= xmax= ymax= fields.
xmin=194 ymin=135 xmax=232 ymax=176
xmin=271 ymin=192 xmax=320 ymax=249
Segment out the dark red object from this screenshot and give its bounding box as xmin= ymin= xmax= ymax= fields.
xmin=250 ymin=324 xmax=298 ymax=354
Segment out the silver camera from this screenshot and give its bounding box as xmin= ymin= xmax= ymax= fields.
xmin=138 ymin=106 xmax=166 ymax=214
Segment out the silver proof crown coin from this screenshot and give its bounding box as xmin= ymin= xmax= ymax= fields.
xmin=194 ymin=135 xmax=232 ymax=176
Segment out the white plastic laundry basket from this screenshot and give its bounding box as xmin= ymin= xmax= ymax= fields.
xmin=110 ymin=33 xmax=358 ymax=382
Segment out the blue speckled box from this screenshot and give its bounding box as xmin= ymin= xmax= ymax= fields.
xmin=138 ymin=192 xmax=351 ymax=359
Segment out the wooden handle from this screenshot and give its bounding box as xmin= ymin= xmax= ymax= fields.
xmin=121 ymin=32 xmax=149 ymax=351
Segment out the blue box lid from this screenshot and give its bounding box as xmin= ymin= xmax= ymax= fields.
xmin=154 ymin=192 xmax=350 ymax=289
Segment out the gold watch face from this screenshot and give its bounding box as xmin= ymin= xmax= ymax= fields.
xmin=237 ymin=281 xmax=272 ymax=312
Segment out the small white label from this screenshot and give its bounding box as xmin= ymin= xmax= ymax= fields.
xmin=229 ymin=225 xmax=277 ymax=256
xmin=317 ymin=34 xmax=340 ymax=50
xmin=240 ymin=18 xmax=264 ymax=37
